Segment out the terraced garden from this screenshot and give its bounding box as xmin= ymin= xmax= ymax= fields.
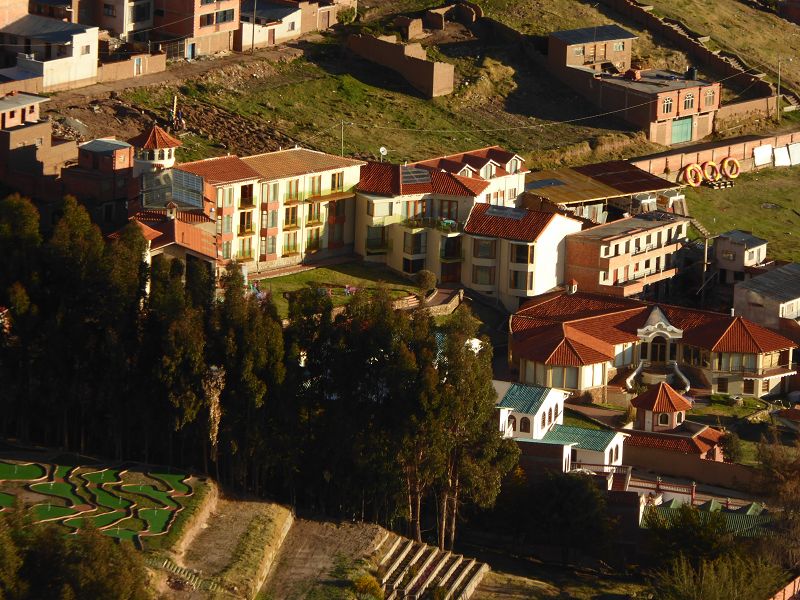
xmin=0 ymin=457 xmax=204 ymax=549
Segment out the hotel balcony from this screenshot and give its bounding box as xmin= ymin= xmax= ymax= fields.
xmin=605 ymin=267 xmax=677 ymax=297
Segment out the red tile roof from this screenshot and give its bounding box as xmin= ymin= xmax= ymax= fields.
xmin=177 ymin=156 xmax=262 ymax=184
xmin=511 ymin=291 xmax=797 ymax=365
xmin=243 ymin=147 xmax=365 ymax=181
xmin=134 ymin=208 xmax=213 ymax=224
xmin=129 ymin=125 xmax=182 ymax=150
xmin=624 ymin=426 xmax=723 ymax=455
xmin=631 ymin=382 xmax=692 ymax=412
xmin=464 ymin=203 xmax=575 ymax=242
xmin=413 ymin=146 xmax=525 ymax=176
xmin=357 ymin=162 xmax=490 ymax=197
xmin=143 ymin=218 xmax=217 ymax=261
xmin=776 ymin=408 xmax=800 ymax=422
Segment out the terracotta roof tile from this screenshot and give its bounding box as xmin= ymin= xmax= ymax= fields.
xmin=631 ymin=382 xmax=692 ymax=412
xmin=133 ymin=208 xmax=213 ymax=224
xmin=464 ymin=203 xmax=573 ymax=242
xmin=357 ymin=162 xmax=489 ymax=197
xmin=413 ymin=146 xmax=525 ymax=176
xmin=129 ymin=125 xmax=182 ymax=150
xmin=511 ymin=291 xmax=797 ymax=365
xmin=177 ymin=156 xmax=261 ymax=184
xmin=242 ymin=147 xmax=365 ymax=181
xmin=624 ymin=429 xmax=718 ymax=454
xmin=145 ymin=218 xmax=217 ymax=261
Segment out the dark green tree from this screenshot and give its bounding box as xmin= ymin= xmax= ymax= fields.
xmin=643 ymin=503 xmax=733 ymax=568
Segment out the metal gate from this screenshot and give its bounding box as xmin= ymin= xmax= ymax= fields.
xmin=671 ymin=116 xmax=693 ymax=145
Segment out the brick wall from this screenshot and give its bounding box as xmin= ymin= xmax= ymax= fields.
xmin=346 ymin=34 xmax=454 ymax=97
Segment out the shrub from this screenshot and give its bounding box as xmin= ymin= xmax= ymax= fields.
xmin=353 ymin=574 xmax=383 ymax=599
xmin=720 ymin=431 xmax=743 ymax=463
xmin=414 ymin=270 xmax=437 ymax=295
xmin=338 ymin=7 xmax=356 ymax=25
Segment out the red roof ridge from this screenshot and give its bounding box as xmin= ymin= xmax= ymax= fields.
xmin=129 ymin=125 xmax=182 ymax=150
xmin=415 ymin=145 xmax=521 ymax=162
xmin=630 ymin=382 xmax=692 ymax=412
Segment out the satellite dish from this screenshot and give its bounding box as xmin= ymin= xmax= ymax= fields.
xmin=379 ymin=146 xmax=388 ymax=156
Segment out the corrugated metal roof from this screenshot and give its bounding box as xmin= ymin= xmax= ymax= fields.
xmin=80 ymin=138 xmax=131 ymax=155
xmin=542 ymin=424 xmax=618 ymax=452
xmin=0 ymin=14 xmax=93 ymax=43
xmin=718 ymin=229 xmax=768 ymax=249
xmin=0 ymin=92 xmax=48 ymax=113
xmin=644 ymin=506 xmax=773 ymax=538
xmin=550 ymin=24 xmax=637 ymax=45
xmin=496 ymin=383 xmax=551 ymax=415
xmin=736 ymin=263 xmax=800 ymax=303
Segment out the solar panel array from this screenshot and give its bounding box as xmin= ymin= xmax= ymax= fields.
xmin=401 ymin=166 xmax=432 ymax=185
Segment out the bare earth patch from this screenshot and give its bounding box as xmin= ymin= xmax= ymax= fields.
xmin=259 ymin=518 xmax=385 ymax=600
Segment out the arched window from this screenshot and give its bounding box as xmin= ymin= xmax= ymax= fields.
xmin=158 ymin=149 xmax=165 ymax=160
xmin=705 ymin=89 xmax=715 ymax=107
xmin=548 ymin=407 xmax=553 ymax=425
xmin=507 ymin=415 xmax=516 ymax=432
xmin=541 ymin=412 xmax=546 ymax=429
xmin=676 ymin=411 xmax=684 ymax=424
xmin=658 ymin=413 xmax=670 ymax=426
xmin=614 ymin=445 xmax=619 ymax=462
xmin=520 ymin=417 xmax=531 ymax=433
xmin=684 ymin=93 xmax=694 ymax=110
xmin=663 ymin=97 xmax=673 ymax=114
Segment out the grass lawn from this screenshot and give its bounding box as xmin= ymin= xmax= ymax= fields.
xmin=686 ymin=166 xmax=800 ymax=263
xmin=690 ymin=396 xmax=765 ymax=419
xmin=260 ymin=261 xmax=417 ymax=318
xmin=562 ymin=408 xmax=604 ymax=431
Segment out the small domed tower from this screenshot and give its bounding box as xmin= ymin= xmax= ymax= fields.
xmin=129 ymin=125 xmax=182 ymax=177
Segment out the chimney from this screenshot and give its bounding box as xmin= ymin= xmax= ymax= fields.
xmin=566 ymin=279 xmax=578 ymax=295
xmin=730 ymin=307 xmax=735 ymax=317
xmin=166 ymin=201 xmax=177 ymax=220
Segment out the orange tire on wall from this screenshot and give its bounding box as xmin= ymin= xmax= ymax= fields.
xmin=701 ymin=161 xmax=721 ymax=182
xmin=720 ymin=156 xmax=741 ymax=179
xmin=683 ymin=163 xmax=703 ymax=187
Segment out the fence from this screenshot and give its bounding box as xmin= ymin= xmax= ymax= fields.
xmin=770 ymin=576 xmax=800 ymax=600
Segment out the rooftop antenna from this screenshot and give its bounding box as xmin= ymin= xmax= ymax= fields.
xmin=379 ymin=146 xmax=388 ymax=162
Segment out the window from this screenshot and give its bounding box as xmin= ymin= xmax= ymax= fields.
xmin=722 ymin=250 xmax=735 ymax=261
xmin=200 ymin=0 xmax=215 ymax=4
xmin=216 ymin=216 xmax=222 ymax=234
xmin=240 ymin=184 xmax=254 ymax=207
xmin=331 ymin=171 xmax=344 ymax=192
xmin=403 ymin=258 xmax=425 ymax=274
xmin=658 ymin=413 xmax=670 ymax=426
xmin=222 ymin=241 xmax=232 ymax=259
xmin=613 ymin=41 xmax=625 ymax=52
xmin=507 ymin=415 xmax=516 ymax=432
xmin=238 ymin=237 xmax=253 ymax=259
xmin=200 ymin=13 xmax=213 ymax=26
xmin=662 ymin=97 xmax=673 ymax=114
xmin=676 ymin=412 xmax=684 ymax=424
xmin=223 ymin=215 xmax=232 ymax=234
xmin=131 ymin=2 xmax=150 ymax=22
xmin=762 ymin=379 xmax=770 ymax=393
xmin=520 ymin=417 xmax=530 ymax=433
xmin=472 ymin=265 xmax=495 ymax=286
xmin=81 ymin=45 xmax=91 ymax=55
xmin=287 ymin=179 xmax=300 ymax=201
xmin=224 ymin=187 xmax=233 ymax=207
xmin=307 ymin=203 xmax=321 ymax=224
xmin=574 ymin=46 xmax=584 ymax=56
xmin=284 ymin=206 xmax=298 ymax=227
xmin=705 ymin=89 xmax=715 ymax=108
xmin=309 ymin=175 xmax=322 ymax=196
xmin=509 ymin=159 xmax=520 ymax=174
xmin=541 ymin=412 xmax=546 ymax=429
xmin=511 ymin=243 xmax=532 ymax=264
xmin=747 ymin=250 xmax=755 ymax=261
xmin=402 ymin=200 xmax=425 ymax=219
xmin=103 ymin=3 xmax=115 ymax=16
xmin=267 ymin=210 xmax=278 ymax=228
xmin=473 ymin=239 xmax=496 ymax=259
xmin=683 ymin=93 xmax=694 ymax=110
xmin=216 ymin=9 xmax=234 ymax=23
xmin=548 ymin=407 xmax=553 ymax=425
xmin=239 ymin=211 xmax=253 ymax=235
xmin=366 ymin=226 xmax=386 ymax=249
xmin=717 ymin=377 xmax=728 ymax=393
xmin=439 ymin=199 xmax=458 ymax=220
xmin=509 ymin=270 xmax=532 ymax=290
xmin=267 ymin=235 xmax=277 ymax=254
xmin=551 ymin=366 xmax=578 ymax=389
xmin=288 ymin=20 xmax=296 ymax=31
xmin=403 ymin=232 xmax=426 ymax=255
xmin=306 ymin=228 xmax=320 ymax=251
xmin=743 ymin=379 xmax=755 ymax=395
xmin=509 ymin=188 xmax=517 ymax=199
xmin=283 ymin=232 xmax=298 ymax=254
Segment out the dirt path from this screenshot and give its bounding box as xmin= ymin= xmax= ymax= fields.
xmin=47 ymin=44 xmax=303 ymax=108
xmin=259 ymin=518 xmax=385 ymax=600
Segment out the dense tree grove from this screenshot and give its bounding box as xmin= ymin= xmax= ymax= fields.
xmin=0 ymin=195 xmax=517 ymax=547
xmin=0 ymin=508 xmax=149 ymax=600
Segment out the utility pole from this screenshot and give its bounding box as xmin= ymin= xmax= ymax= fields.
xmin=251 ymin=0 xmax=257 ymax=54
xmin=777 ymin=56 xmax=782 ymax=123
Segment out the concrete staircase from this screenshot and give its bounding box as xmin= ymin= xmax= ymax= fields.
xmin=377 ymin=534 xmax=489 ymax=600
